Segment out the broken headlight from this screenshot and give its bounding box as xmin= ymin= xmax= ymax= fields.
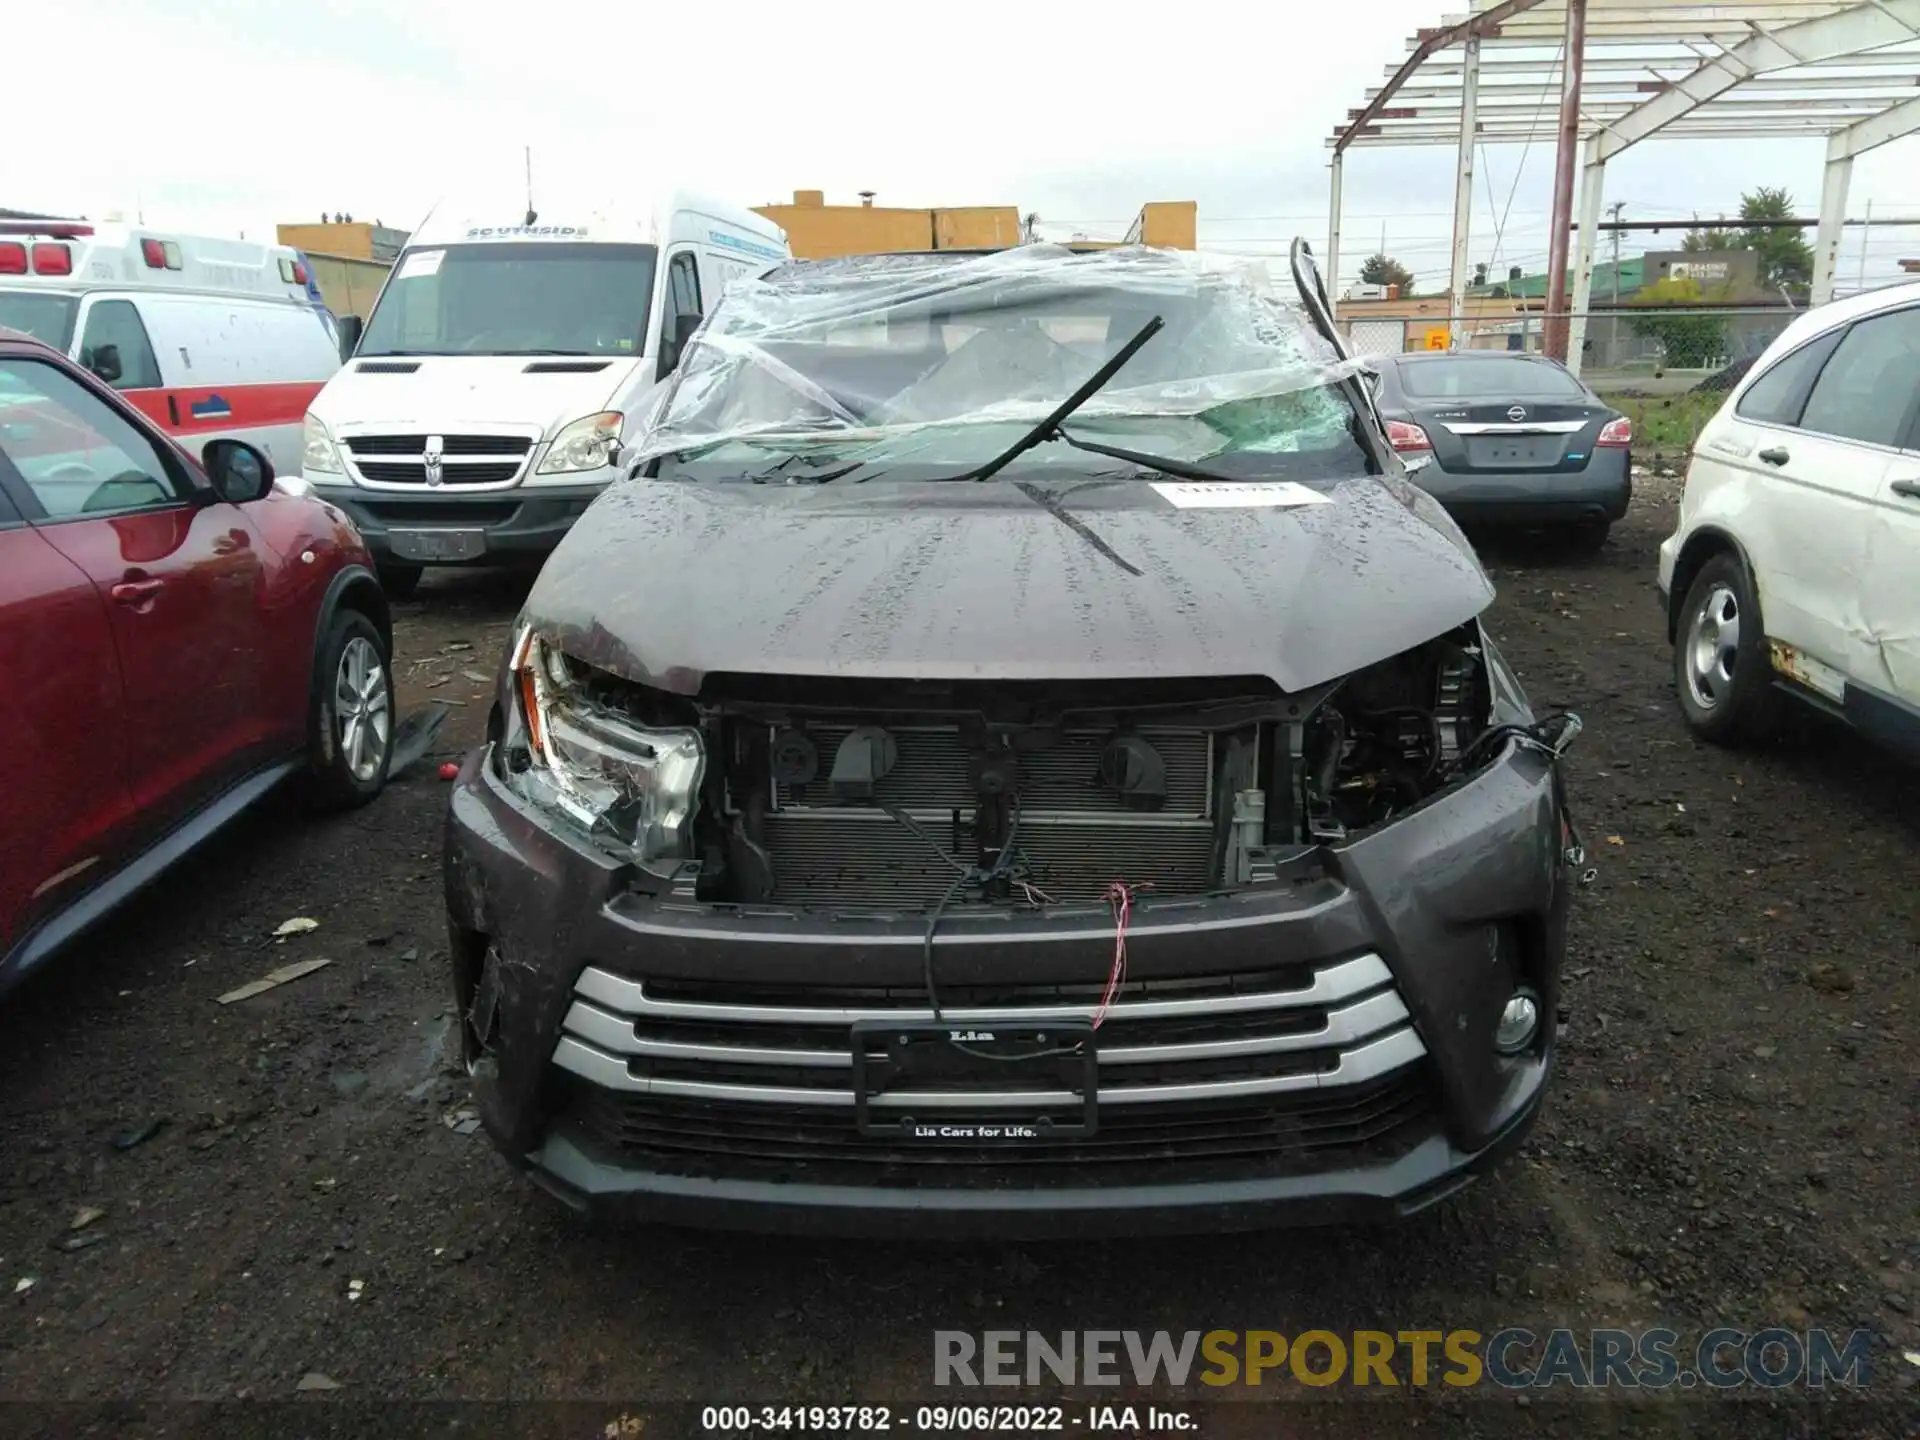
xmin=506 ymin=629 xmax=705 ymax=869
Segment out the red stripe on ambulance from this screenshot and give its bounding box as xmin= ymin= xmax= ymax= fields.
xmin=122 ymin=381 xmax=324 ymax=436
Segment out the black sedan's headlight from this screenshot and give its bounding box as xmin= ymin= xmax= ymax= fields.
xmin=505 ymin=628 xmax=705 ymax=869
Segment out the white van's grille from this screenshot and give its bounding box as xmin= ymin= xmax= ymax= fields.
xmin=341 ymin=433 xmax=536 ymax=489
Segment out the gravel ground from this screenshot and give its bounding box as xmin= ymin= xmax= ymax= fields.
xmin=1 ymin=475 xmax=1916 ymax=1438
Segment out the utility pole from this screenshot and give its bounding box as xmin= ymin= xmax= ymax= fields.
xmin=1606 ymin=200 xmax=1625 ymax=368
xmin=1606 ymin=201 xmax=1624 ymax=303
xmin=1857 ymin=198 xmax=1872 ymax=294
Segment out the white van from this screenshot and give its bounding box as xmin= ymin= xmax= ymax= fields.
xmin=0 ymin=221 xmax=341 ymax=472
xmin=298 ymin=191 xmax=790 ymax=596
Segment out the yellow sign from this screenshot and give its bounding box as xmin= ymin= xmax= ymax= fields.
xmin=1422 ymin=327 xmax=1450 ymax=351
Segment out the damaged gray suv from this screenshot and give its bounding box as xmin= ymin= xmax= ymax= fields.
xmin=443 ymin=241 xmax=1581 ymax=1236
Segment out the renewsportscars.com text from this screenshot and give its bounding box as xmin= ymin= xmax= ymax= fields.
xmin=934 ymin=1328 xmax=1878 ymax=1390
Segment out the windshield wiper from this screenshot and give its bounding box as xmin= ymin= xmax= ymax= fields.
xmin=358 ymin=349 xmax=463 ymax=357
xmin=492 ymin=348 xmax=594 ymax=356
xmin=1050 ymin=430 xmax=1247 ymax=485
xmin=932 ymin=315 xmax=1165 ymax=483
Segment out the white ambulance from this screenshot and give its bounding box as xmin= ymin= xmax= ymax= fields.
xmin=297 ymin=189 xmax=790 ymax=596
xmin=0 ymin=221 xmax=341 ymax=473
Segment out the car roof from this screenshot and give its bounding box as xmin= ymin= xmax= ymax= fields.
xmin=1380 ymin=350 xmax=1567 ymax=367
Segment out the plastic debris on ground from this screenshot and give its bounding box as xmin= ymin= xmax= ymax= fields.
xmin=387 ymin=705 xmax=451 ymax=780
xmin=215 ymin=958 xmax=333 ymax=1005
xmin=272 ymin=917 xmax=320 ymax=938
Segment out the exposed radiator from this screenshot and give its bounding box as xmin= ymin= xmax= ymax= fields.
xmin=763 ymin=814 xmax=1216 ymax=909
xmin=756 ymin=724 xmax=1219 ymax=910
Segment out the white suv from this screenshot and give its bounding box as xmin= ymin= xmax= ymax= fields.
xmin=1658 ymin=282 xmax=1920 ymax=756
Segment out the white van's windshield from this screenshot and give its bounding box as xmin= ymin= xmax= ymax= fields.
xmin=358 ymin=242 xmax=658 ymax=358
xmin=0 ymin=291 xmax=79 ymax=350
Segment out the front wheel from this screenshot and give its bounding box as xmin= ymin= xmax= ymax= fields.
xmin=306 ymin=610 xmax=394 ymax=809
xmin=1673 ymin=552 xmax=1778 ymax=744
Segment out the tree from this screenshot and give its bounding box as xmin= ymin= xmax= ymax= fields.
xmin=1683 ymin=227 xmax=1742 ymax=252
xmin=1740 ymin=186 xmax=1813 ymax=290
xmin=1360 ymin=253 xmax=1417 ymax=294
xmin=1626 ymin=275 xmax=1730 ymax=369
xmin=1678 ymin=189 xmax=1813 ymax=292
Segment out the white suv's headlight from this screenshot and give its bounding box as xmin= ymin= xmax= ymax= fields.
xmin=506 ymin=629 xmax=704 ymax=869
xmin=302 ymin=413 xmax=344 ymax=474
xmin=534 ymin=411 xmax=623 ymax=476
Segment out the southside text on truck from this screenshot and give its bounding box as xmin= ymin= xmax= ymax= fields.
xmin=442 ymin=242 xmax=1584 ymax=1236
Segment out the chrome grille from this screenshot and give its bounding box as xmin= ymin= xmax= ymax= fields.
xmin=346 ymin=434 xmax=532 ymax=456
xmin=552 ymin=953 xmax=1426 ymax=1114
xmin=355 ymin=460 xmax=521 ymax=485
xmin=341 ymin=432 xmax=537 ymax=488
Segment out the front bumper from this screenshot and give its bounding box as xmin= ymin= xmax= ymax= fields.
xmin=444 ymin=742 xmax=1570 ymax=1237
xmin=308 ymin=480 xmax=606 ymax=565
xmin=1417 ymin=447 xmax=1632 ymax=528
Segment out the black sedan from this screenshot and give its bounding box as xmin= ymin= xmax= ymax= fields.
xmin=1369 ymin=351 xmax=1632 ymax=551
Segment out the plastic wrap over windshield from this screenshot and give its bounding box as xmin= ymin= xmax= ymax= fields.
xmin=633 ymin=245 xmax=1370 ymax=466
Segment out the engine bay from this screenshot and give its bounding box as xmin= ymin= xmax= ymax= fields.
xmin=502 ymin=623 xmax=1505 ymax=911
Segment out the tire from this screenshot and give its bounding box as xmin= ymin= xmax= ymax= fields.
xmin=1566 ymin=519 xmax=1610 ymax=555
xmin=1672 ymin=551 xmax=1778 ymax=744
xmin=306 ymin=609 xmax=394 ymax=810
xmin=376 ymin=563 xmax=423 ymax=600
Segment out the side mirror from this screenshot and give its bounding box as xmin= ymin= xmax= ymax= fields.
xmin=337 ymin=314 xmax=364 ymax=362
xmin=202 ymin=439 xmax=275 ymax=504
xmin=657 ymin=309 xmax=702 ymax=377
xmin=86 ymin=343 xmax=123 ymax=385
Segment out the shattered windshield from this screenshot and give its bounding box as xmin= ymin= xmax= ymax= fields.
xmin=635 ymin=245 xmax=1373 ymax=479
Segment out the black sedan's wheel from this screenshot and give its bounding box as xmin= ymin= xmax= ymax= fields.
xmin=1673 ymin=552 xmax=1778 ymax=744
xmin=306 ymin=610 xmax=394 ymax=809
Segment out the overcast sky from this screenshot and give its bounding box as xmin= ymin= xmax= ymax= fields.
xmin=13 ymin=0 xmax=1919 ymax=290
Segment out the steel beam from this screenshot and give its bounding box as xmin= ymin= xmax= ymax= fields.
xmin=1588 ymin=0 xmax=1920 ymax=164
xmin=1334 ymin=0 xmax=1551 ymax=155
xmin=1566 ymin=140 xmax=1607 ymax=378
xmin=1448 ymin=35 xmax=1483 ymax=343
xmin=1327 ymin=151 xmax=1344 ymax=320
xmin=1543 ymin=0 xmax=1588 ymax=361
xmin=1812 ymin=153 xmax=1853 ymax=304
xmin=1827 ymin=91 xmax=1920 ymax=158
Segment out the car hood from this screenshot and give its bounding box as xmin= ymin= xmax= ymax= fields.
xmin=310 ymin=356 xmax=636 ymax=437
xmin=522 ymin=472 xmax=1493 ymax=695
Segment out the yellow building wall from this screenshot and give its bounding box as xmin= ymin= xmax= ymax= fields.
xmin=279 ymin=222 xmax=375 ymax=261
xmin=302 ymin=253 xmax=393 ymax=320
xmin=932 ymin=207 xmax=1023 ymax=250
xmin=1129 ymin=202 xmax=1197 ymax=250
xmin=755 ymin=196 xmax=934 ymax=259
xmin=758 ymin=191 xmax=1196 ymax=259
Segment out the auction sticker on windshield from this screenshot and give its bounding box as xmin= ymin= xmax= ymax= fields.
xmin=1150 ymin=481 xmax=1331 ymax=510
xmin=396 ymin=250 xmax=444 ymax=279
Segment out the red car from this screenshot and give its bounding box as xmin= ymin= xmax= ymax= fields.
xmin=0 ymin=332 xmax=397 ymax=995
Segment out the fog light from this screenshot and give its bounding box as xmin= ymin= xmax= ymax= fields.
xmin=1495 ymin=990 xmax=1540 ymax=1054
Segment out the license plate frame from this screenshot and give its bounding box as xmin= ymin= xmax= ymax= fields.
xmin=1467 ymin=436 xmax=1564 ymax=469
xmin=851 ymin=1019 xmax=1097 ymax=1141
xmin=388 ymin=527 xmax=487 ymax=562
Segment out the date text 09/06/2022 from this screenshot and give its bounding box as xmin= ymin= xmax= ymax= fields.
xmin=699 ymin=1406 xmax=1195 ymax=1432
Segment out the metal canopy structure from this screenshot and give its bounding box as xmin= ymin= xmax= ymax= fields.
xmin=1326 ymin=0 xmax=1920 ymax=371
